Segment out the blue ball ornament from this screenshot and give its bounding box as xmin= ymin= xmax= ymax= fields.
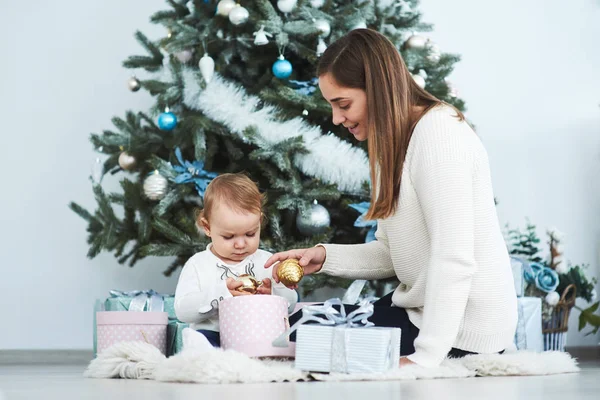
xmin=158 ymin=110 xmax=178 ymax=131
xmin=272 ymin=56 xmax=293 ymax=79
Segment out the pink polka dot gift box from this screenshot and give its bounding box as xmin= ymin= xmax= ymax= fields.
xmin=96 ymin=311 xmax=168 ymax=355
xmin=219 ymin=295 xmax=297 ymax=358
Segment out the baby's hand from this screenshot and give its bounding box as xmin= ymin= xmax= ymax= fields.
xmin=226 ymin=277 xmax=252 ymax=296
xmin=256 ymin=278 xmax=272 ymax=295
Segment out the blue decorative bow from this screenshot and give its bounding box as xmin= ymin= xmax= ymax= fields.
xmin=108 ymin=289 xmax=168 ymax=312
xmin=289 ymin=78 xmax=319 ymax=96
xmin=349 ymin=202 xmax=377 ymax=243
xmin=172 ymin=147 xmax=217 ymax=197
xmin=523 ymin=261 xmax=559 ymax=293
xmin=272 ymin=298 xmax=375 ymax=348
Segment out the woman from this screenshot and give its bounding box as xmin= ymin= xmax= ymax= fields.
xmin=264 ymin=29 xmax=517 ymax=368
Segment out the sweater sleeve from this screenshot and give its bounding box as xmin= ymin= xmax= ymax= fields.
xmin=174 ymin=254 xmax=232 ymax=324
xmin=407 ymin=152 xmax=477 ymax=367
xmin=318 ymin=225 xmax=396 ymax=280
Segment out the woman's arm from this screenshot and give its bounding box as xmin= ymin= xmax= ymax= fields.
xmin=318 ymin=226 xmax=396 ymax=280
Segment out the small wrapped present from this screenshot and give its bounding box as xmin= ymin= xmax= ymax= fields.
xmin=514 ymin=297 xmax=543 ymax=352
xmin=96 ymin=311 xmax=168 ymax=355
xmin=273 ymin=298 xmax=401 ymax=374
xmin=94 ymin=289 xmax=174 ymax=357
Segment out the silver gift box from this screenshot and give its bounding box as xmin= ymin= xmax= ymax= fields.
xmin=514 ymin=297 xmax=543 ymax=352
xmin=295 ymin=324 xmax=401 ymax=374
xmin=510 ymin=257 xmax=526 ymax=297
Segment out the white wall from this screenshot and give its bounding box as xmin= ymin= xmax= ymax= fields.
xmin=0 ymin=0 xmax=174 ymax=350
xmin=419 ymin=0 xmax=600 ymax=345
xmin=0 ymin=0 xmax=598 ymax=349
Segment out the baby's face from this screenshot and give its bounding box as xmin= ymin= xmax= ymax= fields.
xmin=203 ymin=203 xmax=261 ymax=264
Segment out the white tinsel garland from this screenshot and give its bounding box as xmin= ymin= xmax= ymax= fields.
xmin=180 ymin=69 xmax=369 ymax=194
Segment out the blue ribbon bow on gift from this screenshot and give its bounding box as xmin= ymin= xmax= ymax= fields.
xmin=108 ymin=289 xmax=168 ymax=312
xmin=272 ymin=298 xmax=375 ymax=348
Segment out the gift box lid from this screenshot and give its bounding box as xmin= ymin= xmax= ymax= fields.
xmin=96 ymin=311 xmax=168 ymax=325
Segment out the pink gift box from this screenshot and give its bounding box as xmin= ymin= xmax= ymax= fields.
xmin=219 ymin=295 xmax=299 ymax=358
xmin=96 ymin=311 xmax=168 ymax=355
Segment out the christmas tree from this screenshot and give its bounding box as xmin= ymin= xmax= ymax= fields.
xmin=70 ymin=0 xmax=465 ymax=298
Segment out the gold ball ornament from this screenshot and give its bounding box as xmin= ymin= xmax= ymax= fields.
xmin=235 ymin=274 xmax=263 ymax=294
xmin=276 ymin=259 xmax=304 ymax=286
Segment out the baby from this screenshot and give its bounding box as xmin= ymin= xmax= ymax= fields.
xmin=174 ymin=173 xmax=298 ymax=347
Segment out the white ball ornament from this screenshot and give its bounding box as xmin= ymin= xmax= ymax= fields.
xmin=216 ymin=0 xmax=236 ymax=16
xmin=229 ymin=5 xmax=249 ymax=25
xmin=277 ymin=0 xmax=297 ymax=13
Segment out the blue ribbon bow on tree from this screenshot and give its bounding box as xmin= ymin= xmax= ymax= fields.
xmin=172 ymin=147 xmax=217 ymax=197
xmin=289 ymin=78 xmax=319 ymax=96
xmin=349 ymin=202 xmax=377 ymax=243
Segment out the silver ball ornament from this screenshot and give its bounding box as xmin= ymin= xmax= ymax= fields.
xmin=118 ymin=151 xmax=136 ymax=170
xmin=143 ymin=172 xmax=169 ymax=201
xmin=405 ymin=34 xmax=428 ymax=49
xmin=352 ymin=20 xmax=367 ymax=30
xmin=127 ymin=77 xmax=141 ymax=92
xmin=315 ymin=19 xmax=331 ymax=37
xmin=175 ymin=49 xmax=193 ymax=63
xmin=229 ymin=5 xmax=249 ymax=25
xmin=216 ymin=0 xmax=236 ymax=16
xmin=412 ymin=74 xmax=426 ymax=89
xmin=310 ymin=0 xmax=325 ymax=8
xmin=277 ymin=0 xmax=297 ymax=13
xmin=296 ymin=201 xmax=330 ymax=236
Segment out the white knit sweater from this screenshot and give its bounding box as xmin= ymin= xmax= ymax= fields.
xmin=320 ymin=104 xmax=518 ymax=368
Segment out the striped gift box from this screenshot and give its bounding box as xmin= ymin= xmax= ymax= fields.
xmin=295 ymin=324 xmax=401 ymax=373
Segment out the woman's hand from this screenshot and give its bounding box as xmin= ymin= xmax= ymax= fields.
xmin=226 ymin=277 xmax=253 ymax=296
xmin=264 ymin=246 xmax=327 ymax=289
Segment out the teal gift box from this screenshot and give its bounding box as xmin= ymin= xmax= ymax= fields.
xmin=103 ymin=290 xmax=176 ymax=319
xmin=93 ymin=290 xmax=177 ymax=357
xmin=167 ymin=320 xmax=189 ymax=356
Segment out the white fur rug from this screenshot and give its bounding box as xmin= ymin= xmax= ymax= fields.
xmin=84 ymin=341 xmax=579 ymax=384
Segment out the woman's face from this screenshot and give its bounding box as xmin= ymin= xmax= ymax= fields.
xmin=318 ymin=73 xmax=368 ymax=141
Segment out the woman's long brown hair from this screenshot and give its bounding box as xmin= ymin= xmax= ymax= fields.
xmin=317 ymin=29 xmax=461 ymax=220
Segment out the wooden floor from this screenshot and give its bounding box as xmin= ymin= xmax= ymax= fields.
xmin=1 ymin=356 xmax=598 ymax=400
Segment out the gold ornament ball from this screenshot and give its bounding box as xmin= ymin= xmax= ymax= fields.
xmin=277 ymin=259 xmax=304 ymax=286
xmin=236 ymin=274 xmax=263 ymax=294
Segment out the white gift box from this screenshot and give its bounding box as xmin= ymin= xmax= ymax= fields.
xmin=295 ymin=324 xmax=401 ymax=373
xmin=514 ymin=297 xmax=543 ymax=352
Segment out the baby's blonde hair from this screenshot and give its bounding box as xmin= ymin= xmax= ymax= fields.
xmin=198 ymin=173 xmax=266 ymax=225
